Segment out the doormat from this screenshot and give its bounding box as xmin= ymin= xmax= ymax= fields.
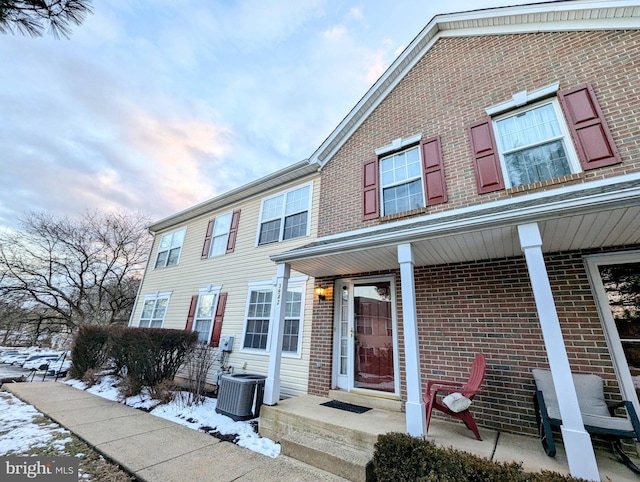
xmin=320 ymin=400 xmax=372 ymax=414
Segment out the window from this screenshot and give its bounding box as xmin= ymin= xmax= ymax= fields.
xmin=242 ymin=280 xmax=306 ymax=354
xmin=363 ymin=136 xmax=446 ymax=220
xmin=208 ymin=212 xmax=232 ymax=257
xmin=243 ymin=289 xmax=273 ymax=350
xmin=470 ymin=82 xmax=620 ymax=195
xmin=155 ymin=228 xmax=186 ymax=268
xmin=139 ymin=293 xmax=170 ymax=328
xmin=282 ymin=289 xmax=303 ymax=353
xmin=201 ymin=211 xmax=240 ymax=259
xmin=493 ymin=100 xmax=579 ymax=188
xmin=258 ymin=184 xmax=311 ymax=245
xmin=193 ymin=292 xmax=218 ymax=343
xmin=380 ymin=146 xmax=423 ymax=216
xmin=185 ymin=288 xmax=227 ymax=347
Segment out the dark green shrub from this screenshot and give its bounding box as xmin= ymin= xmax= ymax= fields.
xmin=108 ymin=327 xmax=197 ymax=395
xmin=373 ymin=433 xmax=586 ymax=482
xmin=69 ymin=325 xmax=110 ymax=379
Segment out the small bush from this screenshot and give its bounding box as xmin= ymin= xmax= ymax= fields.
xmin=81 ymin=369 xmax=102 ymax=388
xmin=69 ymin=325 xmax=110 ymax=379
xmin=149 ymin=379 xmax=176 ymax=404
xmin=108 ymin=327 xmax=197 ymax=395
xmin=373 ymin=433 xmax=586 ymax=482
xmin=117 ymin=373 xmax=144 ymax=399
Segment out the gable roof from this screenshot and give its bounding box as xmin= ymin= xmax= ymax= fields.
xmin=310 ymin=0 xmax=640 ymax=169
xmin=148 ymin=159 xmax=317 ymax=233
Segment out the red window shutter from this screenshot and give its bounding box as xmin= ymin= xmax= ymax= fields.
xmin=225 ymin=210 xmax=241 ymax=254
xmin=201 ymin=219 xmax=215 ymax=259
xmin=558 ymin=83 xmax=621 ymax=171
xmin=362 ymin=157 xmax=379 ymax=220
xmin=185 ymin=295 xmax=198 ymax=331
xmin=468 ymin=118 xmax=505 ymax=194
xmin=210 ymin=292 xmax=228 ymax=347
xmin=420 ymin=136 xmax=447 ymax=205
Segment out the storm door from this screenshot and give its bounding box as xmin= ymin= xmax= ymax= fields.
xmin=586 ymin=253 xmax=640 ymax=415
xmin=333 ymin=277 xmax=398 ymax=394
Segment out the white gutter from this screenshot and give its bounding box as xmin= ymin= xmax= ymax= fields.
xmin=272 ymin=173 xmax=640 ymax=262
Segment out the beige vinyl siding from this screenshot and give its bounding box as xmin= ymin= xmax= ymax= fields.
xmin=131 ymin=174 xmax=320 ymax=397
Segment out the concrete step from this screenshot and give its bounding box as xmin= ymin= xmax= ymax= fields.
xmin=259 ymin=395 xmax=405 ymax=451
xmin=281 ymin=430 xmax=373 ymax=482
xmin=328 ymin=390 xmax=403 ymax=413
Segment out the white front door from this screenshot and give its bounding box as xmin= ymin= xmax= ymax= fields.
xmin=586 ymin=252 xmax=640 ymax=416
xmin=333 ymin=277 xmax=399 ymax=395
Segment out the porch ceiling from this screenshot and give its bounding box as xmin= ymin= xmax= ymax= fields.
xmin=274 ymin=176 xmax=640 ymax=278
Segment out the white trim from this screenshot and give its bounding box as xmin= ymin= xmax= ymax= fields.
xmin=492 ymin=98 xmax=581 ymax=189
xmin=207 ymin=212 xmax=233 ymax=258
xmin=485 ymin=82 xmax=560 ymax=115
xmin=138 ymin=291 xmax=172 ymax=328
xmin=375 ymin=133 xmax=422 ymax=156
xmin=240 ymin=278 xmax=308 ymax=357
xmin=310 ymin=1 xmax=640 ymax=170
xmin=154 ymin=227 xmax=187 ymax=269
xmin=379 ymin=144 xmax=425 ymax=216
xmin=517 ymin=223 xmax=599 ymax=481
xmin=332 ymin=274 xmax=400 ymax=396
xmin=272 ymin=173 xmax=640 ymax=263
xmin=192 ymin=286 xmax=222 ymax=344
xmin=255 ymin=181 xmax=314 ymax=247
xmin=398 ymin=243 xmax=426 ymax=436
xmin=583 ymin=251 xmax=640 ymax=419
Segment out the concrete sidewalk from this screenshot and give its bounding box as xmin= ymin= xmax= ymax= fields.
xmin=2 ymin=382 xmax=347 ymax=482
xmin=3 ymin=381 xmax=639 ymax=482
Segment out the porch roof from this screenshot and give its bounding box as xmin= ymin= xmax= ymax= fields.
xmin=271 ymin=174 xmax=640 ymax=277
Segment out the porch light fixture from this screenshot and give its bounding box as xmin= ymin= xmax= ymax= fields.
xmin=314 ymin=286 xmax=326 ymax=302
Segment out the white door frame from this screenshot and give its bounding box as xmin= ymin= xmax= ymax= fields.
xmin=332 ymin=275 xmax=400 ymax=396
xmin=584 ymin=250 xmax=640 ymax=418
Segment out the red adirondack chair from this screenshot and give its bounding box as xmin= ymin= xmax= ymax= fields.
xmin=423 ymin=353 xmax=486 ymax=440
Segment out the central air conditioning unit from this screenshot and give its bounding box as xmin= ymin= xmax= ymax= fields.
xmin=215 ymin=373 xmax=266 ymax=421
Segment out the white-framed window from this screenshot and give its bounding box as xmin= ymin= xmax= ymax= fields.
xmin=154 ymin=228 xmax=186 ymax=268
xmin=192 ymin=286 xmax=221 ymax=343
xmin=208 ymin=212 xmax=232 ymax=257
xmin=493 ymin=99 xmax=580 ymax=188
xmin=139 ymin=292 xmax=171 ymax=328
xmin=380 ymin=145 xmax=424 ymax=216
xmin=257 ymin=183 xmax=311 ymax=245
xmin=282 ymin=287 xmax=303 ymax=354
xmin=241 ymin=278 xmax=306 ymax=355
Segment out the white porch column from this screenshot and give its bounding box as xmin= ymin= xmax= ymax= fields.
xmin=517 ymin=223 xmax=599 ymax=481
xmin=264 ymin=262 xmax=290 ymax=405
xmin=398 ymin=243 xmax=427 ymax=436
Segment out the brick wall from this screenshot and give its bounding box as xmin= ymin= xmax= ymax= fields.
xmin=307 ymin=246 xmax=639 ymax=436
xmin=318 ymin=30 xmax=640 ymax=237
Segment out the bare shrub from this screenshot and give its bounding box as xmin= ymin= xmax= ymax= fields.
xmin=149 ymin=379 xmax=176 ymax=404
xmin=183 ymin=343 xmax=216 ymax=406
xmin=81 ymin=369 xmax=101 ymax=388
xmin=117 ymin=374 xmax=143 ymax=399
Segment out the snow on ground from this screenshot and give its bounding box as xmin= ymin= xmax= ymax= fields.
xmin=65 ymin=376 xmax=281 ymax=458
xmin=0 ymin=391 xmax=71 ymax=454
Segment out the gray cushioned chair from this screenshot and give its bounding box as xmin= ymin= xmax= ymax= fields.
xmin=533 ymin=368 xmax=640 ymax=474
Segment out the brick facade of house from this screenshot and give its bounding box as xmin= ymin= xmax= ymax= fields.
xmin=308 ymin=246 xmax=640 ymax=436
xmin=304 ymin=29 xmax=640 ymax=435
xmin=318 ymin=31 xmax=640 ymax=237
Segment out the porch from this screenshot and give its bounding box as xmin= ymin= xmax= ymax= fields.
xmin=259 ymin=392 xmax=640 ymax=482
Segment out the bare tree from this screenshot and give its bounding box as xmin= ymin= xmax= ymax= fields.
xmin=0 ymin=0 xmax=92 ymax=38
xmin=0 ymin=210 xmax=151 ymax=340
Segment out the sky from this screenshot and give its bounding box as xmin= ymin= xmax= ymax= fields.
xmin=0 ymin=0 xmax=555 ymax=230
